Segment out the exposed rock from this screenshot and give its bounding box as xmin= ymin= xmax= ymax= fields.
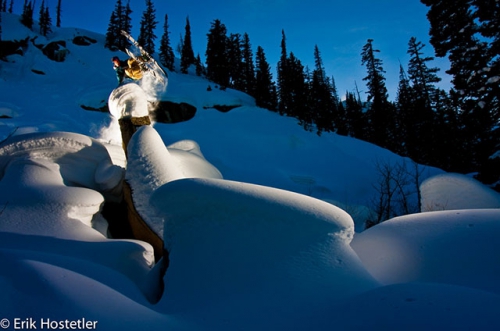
xmin=72 ymin=36 xmax=97 ymax=46
xmin=42 ymin=40 xmax=69 ymax=62
xmin=80 ymin=104 xmax=109 ymax=113
xmin=0 ymin=38 xmax=29 ymax=59
xmin=153 ymin=101 xmax=196 ymax=123
xmin=203 ymin=104 xmax=242 ymax=113
xmin=31 ymin=69 xmax=45 ymax=75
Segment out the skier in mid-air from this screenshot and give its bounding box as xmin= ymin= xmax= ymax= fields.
xmin=111 ymin=56 xmax=143 ymax=84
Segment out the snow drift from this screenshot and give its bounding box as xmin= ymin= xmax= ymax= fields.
xmin=1 ymin=12 xmax=500 ymax=330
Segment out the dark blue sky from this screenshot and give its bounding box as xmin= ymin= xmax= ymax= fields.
xmin=12 ymin=0 xmax=451 ymax=99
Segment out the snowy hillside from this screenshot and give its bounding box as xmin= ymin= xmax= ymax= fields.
xmin=1 ymin=13 xmax=500 ymax=330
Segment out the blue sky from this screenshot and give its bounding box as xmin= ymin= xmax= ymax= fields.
xmin=12 ymin=0 xmax=451 ymax=99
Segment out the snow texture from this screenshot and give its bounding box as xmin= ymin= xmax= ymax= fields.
xmin=421 ymin=172 xmax=500 ymax=211
xmin=1 ymin=12 xmax=500 ymax=330
xmin=108 ymin=83 xmax=150 ymax=119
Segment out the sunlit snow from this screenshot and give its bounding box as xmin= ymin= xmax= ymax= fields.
xmin=1 ymin=12 xmax=499 ymax=330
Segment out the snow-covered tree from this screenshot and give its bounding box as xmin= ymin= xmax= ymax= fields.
xmin=159 ymin=14 xmax=174 ymax=71
xmin=137 ymin=0 xmax=157 ymax=54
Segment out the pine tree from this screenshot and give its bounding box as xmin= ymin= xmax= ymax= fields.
xmin=241 ymin=33 xmax=255 ymax=96
xmin=1 ymin=0 xmax=5 ymax=12
xmin=287 ymin=52 xmax=311 ymax=130
xmin=361 ymin=39 xmax=394 ymax=149
xmin=105 ymin=0 xmax=132 ymax=51
xmin=344 ymin=91 xmax=367 ymax=139
xmin=105 ymin=0 xmax=122 ymax=50
xmin=39 ymin=0 xmax=52 ymax=36
xmin=138 ymin=0 xmax=157 ymax=54
xmin=255 ymin=46 xmax=277 ymax=110
xmin=277 ymin=30 xmax=291 ymax=115
xmin=310 ymin=45 xmax=336 ymax=134
xmin=405 ymin=37 xmax=442 ymax=163
xmin=395 ymin=64 xmax=414 ymax=157
xmin=227 ymin=33 xmax=244 ymax=89
xmin=8 ymin=0 xmax=12 ymax=13
xmin=205 ymin=19 xmax=229 ymax=86
xmin=421 ymin=0 xmax=497 ymax=173
xmin=195 ymin=54 xmax=204 ymax=76
xmin=20 ymin=0 xmax=34 ymax=29
xmin=159 ymin=14 xmax=175 ymax=71
xmin=56 ymin=0 xmax=61 ymax=27
xmin=180 ymin=16 xmax=195 ymax=73
xmin=122 ymin=0 xmax=132 ymax=43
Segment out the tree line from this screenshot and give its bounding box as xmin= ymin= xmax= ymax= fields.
xmin=1 ymin=0 xmax=62 ymax=37
xmin=102 ymin=1 xmax=498 ymax=189
xmin=3 ymin=0 xmax=498 ymax=190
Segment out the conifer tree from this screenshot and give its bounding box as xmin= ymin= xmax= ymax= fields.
xmin=105 ymin=0 xmax=132 ymax=51
xmin=9 ymin=0 xmax=13 ymax=13
xmin=122 ymin=1 xmax=132 ymax=42
xmin=20 ymin=0 xmax=34 ymax=29
xmin=277 ymin=30 xmax=291 ymax=115
xmin=180 ymin=17 xmax=195 ymax=73
xmin=105 ymin=0 xmax=122 ymax=50
xmin=159 ymin=14 xmax=175 ymax=71
xmin=0 ymin=10 xmax=2 ymax=42
xmin=255 ymin=46 xmax=277 ymax=110
xmin=361 ymin=39 xmax=394 ymax=149
xmin=310 ymin=45 xmax=336 ymax=134
xmin=1 ymin=0 xmax=5 ymax=12
xmin=138 ymin=0 xmax=157 ymax=54
xmin=405 ymin=37 xmax=442 ymax=163
xmin=241 ymin=33 xmax=255 ymax=96
xmin=344 ymin=91 xmax=367 ymax=139
xmin=195 ymin=54 xmax=205 ymax=76
xmin=56 ymin=0 xmax=61 ymax=27
xmin=421 ymin=0 xmax=497 ymax=173
xmin=407 ymin=37 xmax=441 ymax=108
xmin=205 ymin=19 xmax=229 ymax=86
xmin=287 ymin=52 xmax=311 ymax=130
xmin=227 ymin=33 xmax=244 ymax=89
xmin=39 ymin=0 xmax=52 ymax=36
xmin=395 ymin=64 xmax=413 ymax=156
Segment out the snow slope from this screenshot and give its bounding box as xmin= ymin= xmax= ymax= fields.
xmin=1 ymin=13 xmax=500 ymax=330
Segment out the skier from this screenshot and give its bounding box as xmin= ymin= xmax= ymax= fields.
xmin=111 ymin=56 xmax=143 ymax=84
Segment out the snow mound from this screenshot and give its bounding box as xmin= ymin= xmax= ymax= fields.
xmin=351 ymin=209 xmax=500 ymax=294
xmin=0 ymin=131 xmax=124 ymax=199
xmin=151 ymin=177 xmax=378 ymax=330
xmin=108 ymin=83 xmax=149 ymax=118
xmin=126 ymin=126 xmax=222 ymax=236
xmin=326 ymin=282 xmax=500 ymax=330
xmin=421 ymin=172 xmax=500 ymax=211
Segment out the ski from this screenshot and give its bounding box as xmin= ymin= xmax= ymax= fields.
xmin=120 ymin=30 xmax=167 ymax=84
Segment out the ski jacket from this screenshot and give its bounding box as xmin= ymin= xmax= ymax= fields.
xmin=124 ymin=58 xmax=143 ymax=80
